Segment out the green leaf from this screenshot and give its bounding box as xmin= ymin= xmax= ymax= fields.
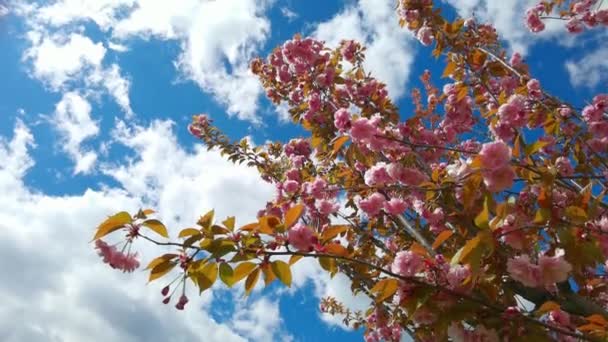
xmin=219 ymin=263 xmax=234 ymax=287
xmin=142 ymin=219 xmax=169 ymax=238
xmin=271 ymin=260 xmax=292 ymax=287
xmin=149 ymin=260 xmax=177 ymax=282
xmin=93 ymin=211 xmax=132 ymax=240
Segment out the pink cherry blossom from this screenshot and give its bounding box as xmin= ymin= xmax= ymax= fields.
xmin=416 ymin=26 xmax=434 ymax=46
xmin=384 ymin=198 xmax=408 ymax=216
xmin=483 ymin=165 xmax=515 ymax=192
xmin=334 ymin=108 xmax=351 ymax=132
xmin=526 ymin=8 xmax=545 ymax=32
xmin=538 ymin=250 xmax=572 ymax=286
xmin=283 ymin=180 xmax=300 ymax=193
xmin=387 ymin=163 xmax=427 ymax=185
xmin=364 ymin=162 xmax=393 ymax=186
xmin=507 ymin=255 xmax=542 ymax=287
xmin=479 ymin=141 xmax=512 ymax=170
xmin=95 ymin=239 xmax=140 ymax=273
xmin=288 ymin=223 xmax=315 ymax=251
xmin=555 ymin=157 xmax=574 ymax=176
xmin=350 ymin=118 xmax=378 ymax=143
xmin=316 ymin=199 xmax=339 ymax=216
xmin=447 ymin=264 xmax=471 ymax=290
xmin=391 ymin=251 xmax=424 ymax=277
xmin=527 ymin=79 xmax=542 ymax=99
xmin=358 ymin=192 xmax=386 ymax=217
xmin=566 ymin=18 xmax=584 ymax=33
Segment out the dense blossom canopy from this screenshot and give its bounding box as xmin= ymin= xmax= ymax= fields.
xmin=92 ymin=0 xmax=608 ymax=340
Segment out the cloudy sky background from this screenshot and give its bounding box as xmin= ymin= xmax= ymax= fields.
xmin=0 ymin=0 xmax=607 ymax=341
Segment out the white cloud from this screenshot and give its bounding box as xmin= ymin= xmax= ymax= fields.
xmin=231 ymin=297 xmax=293 ymax=342
xmin=444 ymin=0 xmax=575 ymax=54
xmin=0 ymin=4 xmax=9 ymax=17
xmin=23 ymin=0 xmax=272 ymax=122
xmin=34 ymin=0 xmax=135 ymax=30
xmin=280 ymin=7 xmax=298 ymax=22
xmin=108 ymin=41 xmax=129 ymax=52
xmin=24 ymin=32 xmax=106 ymax=89
xmin=565 ymin=46 xmax=608 ymax=89
xmin=51 ymin=92 xmax=100 ymax=174
xmin=0 ymin=119 xmax=279 ymax=342
xmin=87 ymin=64 xmax=133 ymax=116
xmin=313 ymin=0 xmax=416 ymax=100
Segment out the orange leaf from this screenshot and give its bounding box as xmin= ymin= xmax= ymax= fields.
xmin=536 ymin=301 xmax=560 ymax=316
xmin=285 ymin=204 xmax=305 ymax=228
xmin=432 ymin=230 xmax=453 ymax=250
xmin=325 ymin=243 xmax=349 ymax=257
xmin=586 ymin=314 xmax=608 ymax=327
xmin=370 ymin=278 xmax=399 ymax=303
xmin=409 ymin=242 xmax=430 ymax=258
xmin=321 ymin=225 xmax=349 ymax=242
xmin=331 ymin=136 xmax=349 ymax=155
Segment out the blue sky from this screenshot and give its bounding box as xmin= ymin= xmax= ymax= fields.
xmin=0 ymin=1 xmax=606 ymax=341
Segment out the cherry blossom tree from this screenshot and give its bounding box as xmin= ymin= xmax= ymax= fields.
xmin=92 ymin=0 xmax=608 ymax=340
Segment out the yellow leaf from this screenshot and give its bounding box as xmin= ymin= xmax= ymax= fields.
xmin=442 ymin=60 xmax=457 ymax=78
xmin=197 ymin=209 xmax=215 ymax=229
xmin=325 ymin=243 xmax=349 ymax=257
xmin=219 ymin=262 xmax=234 ymax=287
xmin=222 ymin=216 xmax=235 ymax=231
xmin=149 ymin=260 xmax=177 ymax=282
xmin=565 ymin=206 xmax=587 ymax=224
xmin=289 ymin=254 xmax=303 ymax=265
xmin=232 ymin=262 xmax=257 ymax=284
xmin=321 ymin=225 xmax=349 ymax=242
xmin=319 ymin=257 xmax=337 ymax=275
xmin=145 ymin=253 xmax=178 ymax=270
xmin=245 ymin=267 xmax=261 ymax=296
xmin=370 ymin=278 xmax=399 ymax=303
xmin=474 ymin=196 xmax=490 ymax=229
xmin=513 ymin=134 xmax=521 ymax=159
xmin=196 ymin=262 xmax=218 ymax=292
xmin=262 ymin=264 xmax=276 ymax=286
xmin=93 ymin=211 xmax=132 ymax=240
xmin=271 ymin=260 xmax=292 ymax=287
xmin=332 ymin=136 xmax=350 ymax=155
xmin=142 ymin=219 xmax=169 ymax=238
xmin=525 ymin=140 xmax=550 ymax=156
xmin=432 ymin=230 xmax=453 ymax=250
xmin=536 ymin=301 xmax=560 ymax=316
xmin=451 ymin=235 xmax=481 ymax=265
xmin=178 ymin=228 xmax=201 ymax=238
xmin=285 ymin=204 xmax=305 ymax=228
